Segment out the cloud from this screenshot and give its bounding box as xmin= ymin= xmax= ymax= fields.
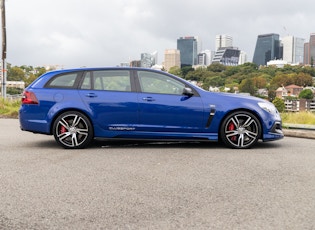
xmin=4 ymin=0 xmax=315 ymax=68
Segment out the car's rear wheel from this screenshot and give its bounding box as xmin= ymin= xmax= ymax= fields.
xmin=53 ymin=111 xmax=93 ymax=149
xmin=220 ymin=111 xmax=261 ymax=149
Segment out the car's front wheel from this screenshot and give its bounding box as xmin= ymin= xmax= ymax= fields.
xmin=220 ymin=111 xmax=261 ymax=149
xmin=53 ymin=111 xmax=93 ymax=149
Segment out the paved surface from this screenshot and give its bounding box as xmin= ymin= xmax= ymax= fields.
xmin=1 ymin=119 xmax=315 ymax=229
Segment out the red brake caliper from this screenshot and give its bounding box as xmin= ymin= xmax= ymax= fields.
xmin=60 ymin=125 xmax=66 ymax=134
xmin=228 ymin=122 xmax=237 ymax=141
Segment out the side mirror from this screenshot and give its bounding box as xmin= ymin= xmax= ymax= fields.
xmin=183 ymin=87 xmax=194 ymax=96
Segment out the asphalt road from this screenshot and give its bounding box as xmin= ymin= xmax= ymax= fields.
xmin=1 ymin=119 xmax=315 ymax=230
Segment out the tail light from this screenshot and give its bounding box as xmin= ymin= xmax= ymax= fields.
xmin=22 ymin=91 xmax=39 ymax=105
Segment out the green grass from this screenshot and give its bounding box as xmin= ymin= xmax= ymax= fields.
xmin=0 ymin=98 xmax=21 ymax=118
xmin=281 ymin=112 xmax=315 ymax=125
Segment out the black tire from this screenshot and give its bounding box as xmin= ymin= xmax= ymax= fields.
xmin=53 ymin=111 xmax=93 ymax=149
xmin=220 ymin=111 xmax=261 ymax=149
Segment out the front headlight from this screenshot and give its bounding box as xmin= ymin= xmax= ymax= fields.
xmin=258 ymin=102 xmax=278 ymax=115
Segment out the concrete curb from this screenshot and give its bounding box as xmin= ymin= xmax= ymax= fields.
xmin=283 ymin=123 xmax=315 ymax=139
xmin=283 ymin=129 xmax=315 ymax=139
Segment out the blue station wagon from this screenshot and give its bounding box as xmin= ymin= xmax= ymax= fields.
xmin=19 ymin=67 xmax=283 ymax=149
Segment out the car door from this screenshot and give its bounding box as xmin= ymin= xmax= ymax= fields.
xmin=78 ymin=69 xmax=138 ymax=133
xmin=136 ymin=70 xmax=205 ymax=134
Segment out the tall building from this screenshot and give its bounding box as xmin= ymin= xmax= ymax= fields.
xmin=238 ymin=51 xmax=247 ymax=65
xmin=282 ymin=36 xmax=304 ymax=64
xmin=212 ymin=47 xmax=240 ymax=66
xmin=177 ymin=36 xmax=198 ymax=67
xmin=308 ymin=33 xmax=315 ymax=65
xmin=141 ymin=51 xmax=158 ymax=68
xmin=304 ymin=42 xmax=310 ymax=65
xmin=197 ymin=50 xmax=212 ymax=66
xmin=303 ymin=33 xmax=315 ymax=65
xmin=215 ymin=34 xmax=233 ymax=51
xmin=253 ymin=33 xmax=281 ymax=66
xmin=164 ymin=49 xmax=181 ymax=71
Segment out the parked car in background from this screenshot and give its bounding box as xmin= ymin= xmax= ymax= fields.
xmin=19 ymin=67 xmax=283 ymax=149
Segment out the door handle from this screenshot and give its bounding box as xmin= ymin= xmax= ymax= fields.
xmin=142 ymin=97 xmax=155 ymax=102
xmin=86 ymin=93 xmax=98 ymax=98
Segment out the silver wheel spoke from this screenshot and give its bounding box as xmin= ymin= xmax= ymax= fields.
xmin=58 ymin=131 xmax=71 ymax=139
xmin=59 ymin=119 xmax=70 ymax=130
xmin=72 ymin=133 xmax=79 ymax=146
xmin=226 ymin=130 xmax=238 ymax=138
xmin=237 ymin=133 xmax=244 ymax=147
xmin=245 ymin=130 xmax=258 ymax=139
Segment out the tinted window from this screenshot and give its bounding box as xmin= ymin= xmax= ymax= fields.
xmin=138 ymin=71 xmax=185 ymax=95
xmin=92 ymin=70 xmax=131 ymax=91
xmin=81 ymin=72 xmax=92 ymax=89
xmin=46 ymin=72 xmax=80 ymax=88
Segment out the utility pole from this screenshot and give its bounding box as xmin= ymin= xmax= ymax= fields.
xmin=1 ymin=0 xmax=7 ymax=99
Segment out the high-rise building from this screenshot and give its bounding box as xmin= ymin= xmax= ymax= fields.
xmin=282 ymin=36 xmax=304 ymax=64
xmin=308 ymin=33 xmax=315 ymax=65
xmin=212 ymin=47 xmax=240 ymax=66
xmin=304 ymin=42 xmax=310 ymax=65
xmin=215 ymin=35 xmax=233 ymax=51
xmin=197 ymin=50 xmax=212 ymax=66
xmin=177 ymin=36 xmax=198 ymax=67
xmin=164 ymin=49 xmax=181 ymax=71
xmin=253 ymin=33 xmax=281 ymax=66
xmin=238 ymin=51 xmax=247 ymax=65
xmin=303 ymin=33 xmax=315 ymax=65
xmin=141 ymin=51 xmax=158 ymax=68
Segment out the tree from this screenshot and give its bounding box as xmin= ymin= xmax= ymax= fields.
xmin=168 ymin=66 xmax=182 ymax=77
xmin=239 ymin=78 xmax=256 ymax=95
xmin=207 ymin=63 xmax=226 ymax=72
xmin=294 ymin=73 xmax=313 ymax=87
xmin=272 ymin=97 xmax=285 ymax=112
xmin=299 ymin=89 xmax=314 ymax=99
xmin=181 ymin=66 xmax=194 ymax=78
xmin=7 ymin=66 xmax=25 ymax=81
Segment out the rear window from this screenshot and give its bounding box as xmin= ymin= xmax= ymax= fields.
xmin=45 ymin=72 xmax=81 ymax=89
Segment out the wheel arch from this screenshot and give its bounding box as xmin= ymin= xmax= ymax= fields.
xmin=49 ymin=108 xmax=94 ymax=135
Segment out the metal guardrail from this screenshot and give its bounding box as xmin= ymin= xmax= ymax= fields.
xmin=0 ymin=94 xmax=22 ymax=100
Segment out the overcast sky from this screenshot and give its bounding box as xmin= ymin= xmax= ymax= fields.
xmin=5 ymin=0 xmax=315 ymax=68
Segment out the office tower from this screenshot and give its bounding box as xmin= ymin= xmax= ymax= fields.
xmin=309 ymin=33 xmax=315 ymax=65
xmin=212 ymin=47 xmax=240 ymax=66
xmin=238 ymin=51 xmax=247 ymax=65
xmin=293 ymin=37 xmax=305 ymax=64
xmin=215 ymin=34 xmax=233 ymax=51
xmin=197 ymin=50 xmax=212 ymax=66
xmin=304 ymin=43 xmax=310 ymax=65
xmin=253 ymin=33 xmax=281 ymax=66
xmin=282 ymin=36 xmax=305 ymax=64
xmin=141 ymin=51 xmax=158 ymax=68
xmin=177 ymin=36 xmax=198 ymax=67
xmin=164 ymin=49 xmax=181 ymax=71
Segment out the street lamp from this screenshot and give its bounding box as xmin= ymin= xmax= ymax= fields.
xmin=1 ymin=0 xmax=6 ymax=99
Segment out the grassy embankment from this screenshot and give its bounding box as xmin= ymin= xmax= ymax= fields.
xmin=1 ymin=98 xmax=315 ymax=125
xmin=0 ymin=98 xmax=20 ymax=118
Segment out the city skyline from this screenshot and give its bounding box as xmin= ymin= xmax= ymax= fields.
xmin=4 ymin=0 xmax=315 ymax=68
